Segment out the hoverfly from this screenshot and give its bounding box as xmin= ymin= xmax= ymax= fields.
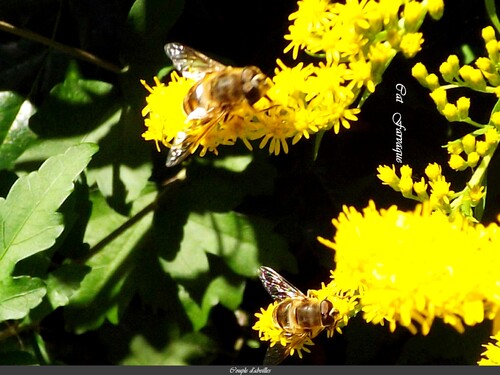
xmin=258 ymin=266 xmax=339 ymax=365
xmin=163 ymin=42 xmax=272 ymax=167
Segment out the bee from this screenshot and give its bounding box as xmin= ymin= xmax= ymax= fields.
xmin=163 ymin=42 xmax=272 ymax=167
xmin=258 ymin=266 xmax=339 ymax=365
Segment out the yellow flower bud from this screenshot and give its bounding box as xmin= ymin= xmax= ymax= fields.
xmin=462 ymin=134 xmax=476 ymax=154
xmin=449 ymin=154 xmax=467 ymax=171
xmin=439 ymin=61 xmax=455 ymax=82
xmin=486 ymin=40 xmax=499 ymax=63
xmin=429 ymin=176 xmax=451 ymax=199
xmin=447 ymin=139 xmax=463 ymax=154
xmin=485 ymin=127 xmax=500 ymax=145
xmin=482 ymin=26 xmax=497 ymax=43
xmin=442 ymin=103 xmax=458 ymax=121
xmin=413 ymin=178 xmax=428 ymax=200
xmin=476 ymin=57 xmax=494 ymax=73
xmin=400 ymin=165 xmax=413 ymax=178
xmin=469 ymin=185 xmax=485 ymax=206
xmin=467 ymin=151 xmax=480 ymax=168
xmin=428 ymin=0 xmax=444 ymax=20
xmin=377 ymin=165 xmax=400 ymax=190
xmin=491 ymin=112 xmax=500 ymax=127
xmin=412 ymin=62 xmax=429 ymax=85
xmin=475 ymin=140 xmax=489 ymax=156
xmin=399 ymin=176 xmax=414 ymax=197
xmin=429 ymin=87 xmax=448 ymax=110
xmin=456 ymin=97 xmax=470 ymax=119
xmin=425 ymin=163 xmax=442 ymax=181
xmin=425 ymin=74 xmax=440 ymax=91
xmin=400 ymin=32 xmax=424 ymax=58
xmin=403 ymin=2 xmax=425 ymax=32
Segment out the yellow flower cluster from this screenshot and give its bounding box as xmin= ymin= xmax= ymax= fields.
xmin=317 ymin=200 xmax=500 ymax=336
xmin=141 ymin=0 xmax=444 ymax=163
xmin=252 ymin=281 xmax=360 ymax=360
xmin=377 ymin=163 xmax=457 ymax=213
xmin=447 ymin=128 xmax=500 ymax=171
xmin=412 ymin=25 xmax=500 ymax=175
xmin=478 ymin=332 xmax=500 ymax=365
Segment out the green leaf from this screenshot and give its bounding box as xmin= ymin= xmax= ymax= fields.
xmin=485 ymin=0 xmax=500 ymax=34
xmin=121 ymin=332 xmax=214 ymax=365
xmin=63 ymin=187 xmax=156 ymax=333
xmin=0 ymin=276 xmax=46 ymax=321
xmin=0 ymin=350 xmax=39 ymax=365
xmin=0 ymin=92 xmax=37 ymax=170
xmin=164 ymin=211 xmax=290 ymax=278
xmin=176 ymin=275 xmax=245 ymax=332
xmin=0 ymin=143 xmax=98 ymax=276
xmin=29 ymin=67 xmax=119 ymax=138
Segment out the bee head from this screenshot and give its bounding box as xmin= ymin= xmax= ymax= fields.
xmin=241 ymin=66 xmax=272 ymax=105
xmin=319 ymin=300 xmax=337 ymax=327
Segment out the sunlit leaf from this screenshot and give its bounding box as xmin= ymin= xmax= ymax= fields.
xmin=0 ymin=143 xmax=98 ymax=276
xmin=0 ymin=92 xmax=37 ymax=170
xmin=0 ymin=277 xmax=46 ymax=321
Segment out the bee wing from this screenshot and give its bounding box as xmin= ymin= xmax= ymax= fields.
xmin=259 ymin=266 xmax=306 ymax=301
xmin=164 ymin=42 xmax=227 ymax=81
xmin=263 ymin=333 xmax=311 ymax=365
xmin=263 ymin=342 xmax=291 ymax=366
xmin=165 ymin=109 xmax=227 ymax=167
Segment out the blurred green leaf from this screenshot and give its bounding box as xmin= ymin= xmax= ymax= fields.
xmin=0 ymin=92 xmax=37 ymax=170
xmin=29 ymin=63 xmax=119 ymax=138
xmin=0 ymin=142 xmax=98 ymax=276
xmin=121 ymin=332 xmax=214 ymax=365
xmin=0 ymin=350 xmax=39 ymax=365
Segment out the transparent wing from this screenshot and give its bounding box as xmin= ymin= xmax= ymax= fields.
xmin=263 ymin=342 xmax=290 ymax=366
xmin=164 ymin=42 xmax=226 ymax=81
xmin=258 ymin=266 xmax=306 ymax=301
xmin=263 ymin=333 xmax=311 ymax=365
xmin=165 ymin=110 xmax=227 ymax=167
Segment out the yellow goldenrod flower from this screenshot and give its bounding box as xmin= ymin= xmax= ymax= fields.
xmin=467 ymin=151 xmax=480 ymax=168
xmin=413 ymin=177 xmax=428 ymax=199
xmin=141 ymin=74 xmax=194 ymax=151
xmin=475 ymin=140 xmax=489 ymax=156
xmin=462 ymin=133 xmax=476 ymax=154
xmin=399 ymin=32 xmax=424 ymax=58
xmin=449 ymin=153 xmax=467 ymax=171
xmin=482 ymin=26 xmax=497 ymax=44
xmin=399 ymin=176 xmax=414 ymax=198
xmin=485 ymin=126 xmax=500 ymax=145
xmin=429 ymin=175 xmax=452 ymax=201
xmin=429 ymin=87 xmax=448 ymax=110
xmin=424 ymin=162 xmax=441 ymax=181
xmin=377 ymin=164 xmax=400 ymax=190
xmin=403 ymin=2 xmax=425 ymax=32
xmin=490 ymin=112 xmax=500 ymax=128
xmin=478 ymin=332 xmax=500 ymax=365
xmin=456 ymin=97 xmax=470 ymax=119
xmin=411 ymin=62 xmax=429 ymax=86
xmin=442 ymin=103 xmax=459 ymax=122
xmin=318 ymin=200 xmax=500 ymax=336
xmin=469 ymin=185 xmax=485 ymax=207
xmin=447 ymin=139 xmax=463 ymax=155
xmin=427 ymin=0 xmax=444 ymax=20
